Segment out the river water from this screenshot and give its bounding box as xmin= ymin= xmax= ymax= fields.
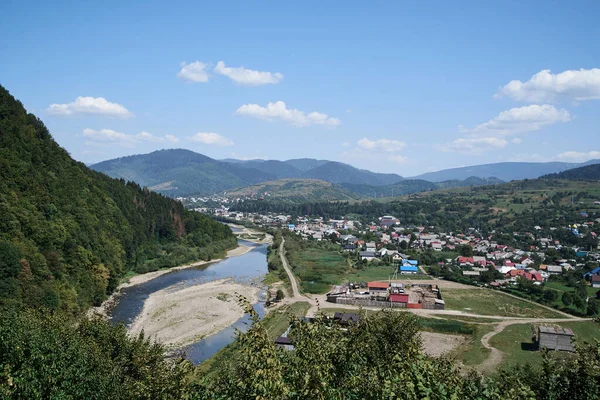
xmin=108 ymin=239 xmax=268 ymax=364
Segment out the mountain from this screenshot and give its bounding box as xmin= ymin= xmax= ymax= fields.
xmin=338 ymin=176 xmax=502 ymax=198
xmin=224 ymin=178 xmax=362 ymax=202
xmin=435 ymin=176 xmax=504 ymax=189
xmin=0 ymin=85 xmax=235 ymax=311
xmin=283 ymin=158 xmax=329 ymax=172
xmin=302 ymin=161 xmax=404 ymax=185
xmin=540 ymin=164 xmax=600 ymax=180
xmin=339 ymin=180 xmax=437 ymax=197
xmin=411 ymin=160 xmax=600 ymax=182
xmin=91 ymin=149 xmax=277 ymax=196
xmin=239 ymin=159 xmax=302 ymax=179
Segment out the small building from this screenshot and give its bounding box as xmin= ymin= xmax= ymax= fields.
xmin=389 ymin=293 xmax=409 ymax=303
xmin=333 ymin=312 xmax=361 ymax=326
xmin=360 ymin=251 xmax=376 ymax=261
xmin=592 ymin=275 xmax=600 ymax=288
xmin=367 ymin=281 xmax=389 ymax=294
xmin=400 ymin=265 xmax=418 ymax=274
xmin=274 ymin=336 xmax=294 ymax=351
xmin=343 ymin=244 xmax=357 ymax=252
xmin=538 ymin=326 xmax=575 ymax=352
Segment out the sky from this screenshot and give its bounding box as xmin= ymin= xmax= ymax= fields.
xmin=1 ymin=0 xmax=599 ymax=176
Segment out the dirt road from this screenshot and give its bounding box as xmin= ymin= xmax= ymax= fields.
xmin=279 ymin=237 xmax=301 ymax=299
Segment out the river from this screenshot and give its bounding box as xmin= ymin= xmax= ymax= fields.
xmin=108 ymin=239 xmax=268 ymax=364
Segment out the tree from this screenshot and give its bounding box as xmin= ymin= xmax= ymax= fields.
xmin=562 ymin=291 xmax=573 ymax=306
xmin=587 ymin=297 xmax=599 ymax=315
xmin=275 ymin=289 xmax=285 ymax=301
xmin=459 ymin=244 xmax=474 ymax=257
xmin=543 ymin=289 xmax=558 ymax=302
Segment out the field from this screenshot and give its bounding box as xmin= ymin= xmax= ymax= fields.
xmin=454 ymin=324 xmax=495 ymax=367
xmin=261 ymin=302 xmax=312 ymax=340
xmin=544 ymin=281 xmax=598 ymax=297
xmin=442 ymin=289 xmax=565 ymax=318
xmin=292 ymin=248 xmax=351 ymax=293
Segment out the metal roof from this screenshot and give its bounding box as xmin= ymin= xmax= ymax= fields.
xmin=539 ymin=326 xmax=575 ymax=336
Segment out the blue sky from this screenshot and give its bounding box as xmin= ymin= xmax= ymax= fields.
xmin=1 ymin=0 xmax=599 ymax=176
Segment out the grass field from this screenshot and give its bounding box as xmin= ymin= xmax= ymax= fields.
xmin=344 ymin=264 xmax=398 ymax=282
xmin=442 ymin=289 xmax=565 ymax=318
xmin=455 ymin=324 xmax=495 ymax=367
xmin=487 ymin=320 xmax=600 ymax=370
xmin=544 ymin=281 xmax=598 ymax=297
xmin=261 ymin=302 xmax=311 ymax=340
xmin=291 ymin=248 xmax=350 ymax=293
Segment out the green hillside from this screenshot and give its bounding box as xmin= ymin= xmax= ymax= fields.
xmin=224 ymin=178 xmax=362 ymax=202
xmin=91 ymin=149 xmax=277 ymax=196
xmin=541 ymin=163 xmax=600 ymax=180
xmin=0 ymin=85 xmax=235 ymax=312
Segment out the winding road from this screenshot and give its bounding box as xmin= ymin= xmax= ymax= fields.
xmin=274 ymin=237 xmax=593 ymax=372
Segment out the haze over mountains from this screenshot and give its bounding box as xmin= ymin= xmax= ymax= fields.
xmin=90 ymin=149 xmax=600 ymax=198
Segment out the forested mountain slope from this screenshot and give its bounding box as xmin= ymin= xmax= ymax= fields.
xmin=0 ymin=85 xmax=235 ymax=312
xmin=91 ymin=149 xmax=276 ymax=195
xmin=541 ymin=163 xmax=600 ymax=180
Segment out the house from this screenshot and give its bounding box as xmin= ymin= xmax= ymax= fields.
xmin=367 ymin=281 xmax=389 ymax=294
xmin=546 ymin=265 xmax=563 ymax=275
xmin=333 ymin=312 xmax=361 ymax=325
xmin=463 ymin=270 xmax=480 ymax=276
xmin=343 ymin=244 xmax=357 ymax=252
xmin=538 ymin=326 xmax=575 ymax=352
xmin=274 ymin=336 xmax=294 ymax=350
xmin=400 ymin=265 xmax=418 ymax=274
xmin=584 ymin=266 xmax=600 ymax=278
xmin=359 ymin=251 xmax=376 ymax=261
xmin=457 ymin=256 xmax=475 ymax=267
xmin=365 ymin=242 xmax=377 ymax=252
xmin=592 ymin=275 xmax=600 ymax=288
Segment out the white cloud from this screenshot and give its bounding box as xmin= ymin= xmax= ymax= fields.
xmin=495 ymin=68 xmax=600 ymax=102
xmin=83 ymin=128 xmax=134 ymax=142
xmin=213 ymin=61 xmax=283 ymax=86
xmin=343 ymin=138 xmax=408 ymax=164
xmin=446 ymin=137 xmax=508 ymax=153
xmin=235 ymin=101 xmax=340 ymax=127
xmin=512 ymin=138 xmax=523 ymax=144
xmin=557 ymin=151 xmax=600 ymax=162
xmin=187 ymin=132 xmax=233 ymax=146
xmin=48 ymin=97 xmax=132 ymax=118
xmin=177 ymin=61 xmax=209 ymax=83
xmin=83 ymin=128 xmax=176 ymax=144
xmin=357 ymin=138 xmax=406 ymax=153
xmin=165 ymin=134 xmax=180 ymax=143
xmin=466 ymin=104 xmax=570 ymax=135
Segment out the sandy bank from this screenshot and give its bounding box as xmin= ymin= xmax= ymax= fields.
xmin=229 ymin=224 xmax=273 ymax=244
xmin=89 ymin=244 xmax=254 ymax=317
xmin=129 ymin=278 xmax=260 ymax=347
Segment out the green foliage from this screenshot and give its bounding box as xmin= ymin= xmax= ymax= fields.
xmin=0 ymin=85 xmax=235 ymax=312
xmin=0 ymin=308 xmax=190 ymax=399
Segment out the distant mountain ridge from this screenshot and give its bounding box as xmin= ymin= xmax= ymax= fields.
xmin=91 ymin=150 xmax=600 ymax=197
xmin=91 ymin=152 xmax=405 ymax=196
xmin=411 ymin=160 xmax=600 ymax=182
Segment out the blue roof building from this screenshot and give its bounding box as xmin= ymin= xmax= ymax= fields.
xmin=400 ymin=265 xmax=419 ymax=274
xmin=584 ymin=266 xmax=600 ymax=277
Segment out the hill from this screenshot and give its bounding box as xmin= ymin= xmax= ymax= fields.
xmin=237 ymin=159 xmax=303 ymax=179
xmin=282 ymin=158 xmax=329 ymax=171
xmin=91 ymin=149 xmax=277 ymax=196
xmin=302 ymin=161 xmax=403 ymax=185
xmin=224 ymin=178 xmax=362 ymax=202
xmin=0 ymin=85 xmax=235 ymax=312
xmin=541 ymin=164 xmax=600 ymax=180
xmin=411 ymin=160 xmax=600 ymax=182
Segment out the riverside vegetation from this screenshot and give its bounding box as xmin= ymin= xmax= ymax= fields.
xmin=1 ymin=85 xmax=600 ymax=399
